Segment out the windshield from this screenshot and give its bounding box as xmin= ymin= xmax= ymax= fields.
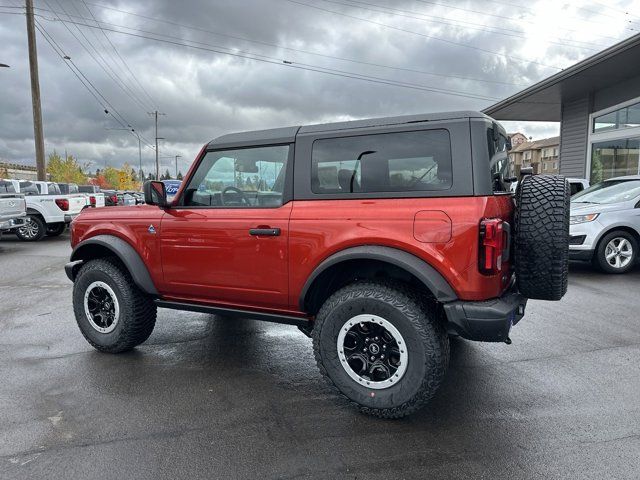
xmin=572 ymin=179 xmax=640 ymax=204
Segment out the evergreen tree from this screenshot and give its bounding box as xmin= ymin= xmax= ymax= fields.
xmin=177 ymin=171 xmax=183 ymax=180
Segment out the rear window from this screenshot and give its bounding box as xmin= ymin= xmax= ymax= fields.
xmin=19 ymin=181 xmax=39 ymax=195
xmin=311 ymin=130 xmax=452 ymax=194
xmin=0 ymin=181 xmax=16 ymax=193
xmin=78 ymin=185 xmax=98 ymax=193
xmin=47 ymin=183 xmax=62 ymax=195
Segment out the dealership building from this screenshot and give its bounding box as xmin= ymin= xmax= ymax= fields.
xmin=485 ymin=33 xmax=640 ymax=183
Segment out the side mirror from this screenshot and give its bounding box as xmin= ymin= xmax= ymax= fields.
xmin=143 ymin=180 xmax=168 ymax=207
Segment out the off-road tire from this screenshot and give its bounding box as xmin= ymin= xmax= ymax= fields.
xmin=594 ymin=230 xmax=638 ymax=274
xmin=15 ymin=214 xmax=46 ymax=242
xmin=73 ymin=258 xmax=157 ymax=353
xmin=45 ymin=222 xmax=66 ymax=237
xmin=514 ymin=174 xmax=570 ymax=300
xmin=312 ymin=281 xmax=449 ymax=419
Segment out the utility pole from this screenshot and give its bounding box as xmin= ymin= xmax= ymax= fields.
xmin=26 ymin=0 xmax=46 ymax=181
xmin=148 ymin=110 xmax=165 ymax=180
xmin=175 ymin=155 xmax=181 ymax=179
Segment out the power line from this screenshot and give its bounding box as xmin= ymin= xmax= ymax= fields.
xmin=33 ymin=18 xmax=157 ymax=150
xmin=282 ymin=0 xmax=561 ymax=71
xmin=55 ymin=19 xmax=500 ymax=100
xmin=77 ymin=0 xmax=158 ymax=109
xmin=411 ymin=0 xmax=640 ymax=36
xmin=43 ymin=0 xmax=153 ymax=112
xmin=41 ymin=2 xmax=527 ymax=87
xmin=41 ymin=15 xmax=501 ymax=101
xmin=315 ymin=0 xmax=608 ymax=51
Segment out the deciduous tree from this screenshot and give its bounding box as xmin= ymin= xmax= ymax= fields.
xmin=47 ymin=151 xmax=87 ymax=184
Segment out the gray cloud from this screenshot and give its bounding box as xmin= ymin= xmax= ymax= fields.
xmin=0 ymin=0 xmax=637 ymax=175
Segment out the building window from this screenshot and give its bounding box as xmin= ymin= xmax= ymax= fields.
xmin=543 ymin=163 xmax=547 ymax=171
xmin=553 ymin=161 xmax=557 ymax=169
xmin=593 ymin=101 xmax=640 ymax=133
xmin=590 ymin=138 xmax=640 ymax=183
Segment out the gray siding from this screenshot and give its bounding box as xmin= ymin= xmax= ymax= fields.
xmin=559 ymin=96 xmax=591 ymax=178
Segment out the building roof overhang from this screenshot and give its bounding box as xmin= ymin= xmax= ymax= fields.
xmin=483 ymin=33 xmax=640 ymax=122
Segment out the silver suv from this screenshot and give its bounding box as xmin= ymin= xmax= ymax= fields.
xmin=569 ymin=175 xmax=640 ymax=273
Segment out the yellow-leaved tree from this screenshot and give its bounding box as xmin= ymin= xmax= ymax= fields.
xmin=47 ymin=152 xmax=87 ymax=184
xmin=102 ymin=164 xmax=137 ymax=190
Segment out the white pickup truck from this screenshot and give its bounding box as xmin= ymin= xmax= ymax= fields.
xmin=0 ymin=179 xmax=27 ymax=235
xmin=8 ymin=180 xmax=86 ymax=241
xmin=58 ymin=183 xmax=106 ymax=208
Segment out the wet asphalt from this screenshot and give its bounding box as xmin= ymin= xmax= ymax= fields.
xmin=0 ymin=231 xmax=639 ymax=480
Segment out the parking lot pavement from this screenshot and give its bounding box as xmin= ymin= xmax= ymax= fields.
xmin=1 ymin=233 xmax=639 ymax=480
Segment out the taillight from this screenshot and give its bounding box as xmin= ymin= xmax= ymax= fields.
xmin=89 ymin=195 xmax=96 ymax=206
xmin=55 ymin=198 xmax=69 ymax=211
xmin=479 ymin=218 xmax=505 ymax=275
xmin=110 ymin=195 xmax=117 ymax=204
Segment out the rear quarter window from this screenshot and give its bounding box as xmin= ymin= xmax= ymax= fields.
xmin=311 ymin=130 xmax=452 ymax=194
xmin=19 ymin=181 xmax=40 ymax=195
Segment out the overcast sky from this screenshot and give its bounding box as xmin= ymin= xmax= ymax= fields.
xmin=1 ymin=0 xmax=640 ymax=175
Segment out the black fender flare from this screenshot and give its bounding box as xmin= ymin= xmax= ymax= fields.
xmin=299 ymin=245 xmax=458 ymax=311
xmin=66 ymin=234 xmax=159 ymax=296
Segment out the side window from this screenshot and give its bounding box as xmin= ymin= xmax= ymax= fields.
xmin=47 ymin=183 xmax=62 ymax=195
xmin=182 ymin=145 xmax=289 ymax=208
xmin=311 ymin=130 xmax=452 ymax=194
xmin=19 ymin=181 xmax=39 ymax=195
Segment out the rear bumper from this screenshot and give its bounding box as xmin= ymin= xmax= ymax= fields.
xmin=0 ymin=215 xmax=26 ymax=231
xmin=64 ymin=213 xmax=80 ymax=223
xmin=443 ymin=286 xmax=527 ymax=342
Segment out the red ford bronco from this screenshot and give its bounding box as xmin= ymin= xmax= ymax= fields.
xmin=66 ymin=111 xmax=569 ymax=418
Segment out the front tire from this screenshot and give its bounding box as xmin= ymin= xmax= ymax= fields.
xmin=312 ymin=282 xmax=449 ymax=419
xmin=72 ymin=258 xmax=157 ymax=353
xmin=595 ymin=231 xmax=637 ymax=274
xmin=15 ymin=215 xmax=46 ymax=242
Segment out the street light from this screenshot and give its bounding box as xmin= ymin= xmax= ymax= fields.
xmin=105 ymin=127 xmax=142 ymax=181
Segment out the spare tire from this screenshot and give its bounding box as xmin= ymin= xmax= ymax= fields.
xmin=514 ymin=174 xmax=570 ymax=300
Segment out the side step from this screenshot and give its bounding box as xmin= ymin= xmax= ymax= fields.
xmin=155 ymin=300 xmax=312 ymax=328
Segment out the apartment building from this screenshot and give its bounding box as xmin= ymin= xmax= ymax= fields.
xmin=507 ymin=136 xmax=559 ymax=176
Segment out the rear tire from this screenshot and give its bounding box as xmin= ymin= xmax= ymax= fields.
xmin=514 ymin=175 xmax=570 ymax=300
xmin=595 ymin=230 xmax=637 ymax=274
xmin=312 ymin=281 xmax=449 ymax=419
xmin=45 ymin=222 xmax=66 ymax=237
xmin=72 ymin=258 xmax=157 ymax=353
xmin=15 ymin=215 xmax=46 ymax=242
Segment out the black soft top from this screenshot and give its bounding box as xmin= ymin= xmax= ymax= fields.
xmin=207 ymin=110 xmax=491 ymax=150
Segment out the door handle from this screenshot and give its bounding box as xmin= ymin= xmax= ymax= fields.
xmin=249 ymin=228 xmax=280 ymax=236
